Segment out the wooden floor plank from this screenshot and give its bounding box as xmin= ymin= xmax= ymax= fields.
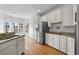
xmin=24 ymin=36 xmax=65 ymax=55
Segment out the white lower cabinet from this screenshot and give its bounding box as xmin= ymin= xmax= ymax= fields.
xmin=45 ymin=34 xmax=54 ymax=47
xmin=3 ymin=45 xmax=17 ymax=55
xmin=17 ymin=37 xmax=25 ymax=55
xmin=53 ymin=35 xmax=60 ymax=50
xmin=67 ymin=37 xmax=75 ymax=55
xmin=45 ymin=34 xmax=59 ymax=50
xmin=0 ymin=35 xmax=25 ymax=55
xmin=45 ymin=33 xmax=75 ymax=55
xmin=0 ymin=39 xmax=17 ymax=55
xmin=59 ymin=35 xmax=67 ymax=53
xmin=48 ymin=34 xmax=53 ymax=47
xmin=0 ymin=51 xmax=3 ymax=55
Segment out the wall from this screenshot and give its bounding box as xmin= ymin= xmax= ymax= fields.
xmin=0 ymin=11 xmax=29 ymax=34
xmin=29 ymin=14 xmax=40 ymax=40
xmin=3 ymin=15 xmax=16 ymax=32
xmin=49 ymin=26 xmax=75 ymax=33
xmin=17 ymin=18 xmax=29 ymax=35
xmin=0 ymin=10 xmax=5 ymax=33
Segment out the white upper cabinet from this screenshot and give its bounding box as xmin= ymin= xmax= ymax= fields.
xmin=48 ymin=8 xmax=62 ymax=27
xmin=48 ymin=10 xmax=55 ymax=23
xmin=40 ymin=14 xmax=48 ymax=22
xmin=62 ymin=5 xmax=76 ymax=26
xmin=67 ymin=37 xmax=75 ymax=55
xmin=48 ymin=8 xmax=62 ymax=23
xmin=55 ymin=7 xmax=62 ymax=23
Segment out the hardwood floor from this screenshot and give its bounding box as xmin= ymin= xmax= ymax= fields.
xmin=24 ymin=36 xmax=65 ymax=55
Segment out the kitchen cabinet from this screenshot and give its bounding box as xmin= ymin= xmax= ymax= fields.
xmin=67 ymin=36 xmax=75 ymax=55
xmin=0 ymin=51 xmax=3 ymax=55
xmin=17 ymin=36 xmax=25 ymax=55
xmin=0 ymin=35 xmax=25 ymax=55
xmin=48 ymin=8 xmax=62 ymax=27
xmin=0 ymin=39 xmax=17 ymax=55
xmin=55 ymin=8 xmax=62 ymax=23
xmin=45 ymin=33 xmax=60 ymax=50
xmin=59 ymin=35 xmax=67 ymax=53
xmin=48 ymin=10 xmax=55 ymax=23
xmin=45 ymin=34 xmax=54 ymax=47
xmin=40 ymin=14 xmax=48 ymax=22
xmin=62 ymin=5 xmax=76 ymax=26
xmin=48 ymin=34 xmax=54 ymax=47
xmin=45 ymin=33 xmax=75 ymax=55
xmin=53 ymin=34 xmax=60 ymax=49
xmin=3 ymin=44 xmax=17 ymax=55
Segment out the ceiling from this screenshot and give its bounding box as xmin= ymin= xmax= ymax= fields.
xmin=0 ymin=4 xmax=59 ymax=19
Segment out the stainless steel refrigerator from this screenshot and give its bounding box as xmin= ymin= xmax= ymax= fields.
xmin=36 ymin=21 xmax=49 ymax=44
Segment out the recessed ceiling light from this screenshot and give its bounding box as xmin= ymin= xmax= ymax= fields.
xmin=37 ymin=9 xmax=40 ymax=13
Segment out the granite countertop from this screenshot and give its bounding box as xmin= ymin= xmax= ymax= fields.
xmin=0 ymin=34 xmax=25 ymax=44
xmin=45 ymin=32 xmax=74 ymax=35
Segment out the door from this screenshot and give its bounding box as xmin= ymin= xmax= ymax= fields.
xmin=59 ymin=35 xmax=67 ymax=53
xmin=67 ymin=37 xmax=75 ymax=55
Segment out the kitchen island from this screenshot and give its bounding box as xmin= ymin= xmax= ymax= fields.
xmin=0 ymin=34 xmax=25 ymax=55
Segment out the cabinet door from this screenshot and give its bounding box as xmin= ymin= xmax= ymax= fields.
xmin=55 ymin=8 xmax=62 ymax=23
xmin=48 ymin=35 xmax=54 ymax=47
xmin=18 ymin=37 xmax=25 ymax=55
xmin=48 ymin=11 xmax=55 ymax=23
xmin=45 ymin=34 xmax=54 ymax=47
xmin=0 ymin=51 xmax=3 ymax=55
xmin=60 ymin=35 xmax=67 ymax=53
xmin=47 ymin=34 xmax=52 ymax=46
xmin=67 ymin=37 xmax=75 ymax=55
xmin=0 ymin=39 xmax=17 ymax=55
xmin=53 ymin=35 xmax=60 ymax=49
xmin=62 ymin=5 xmax=73 ymax=26
xmin=3 ymin=45 xmax=17 ymax=55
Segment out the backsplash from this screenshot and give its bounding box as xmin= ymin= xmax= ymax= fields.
xmin=49 ymin=26 xmax=75 ymax=33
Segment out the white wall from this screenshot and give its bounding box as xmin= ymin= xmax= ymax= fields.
xmin=17 ymin=18 xmax=29 ymax=35
xmin=29 ymin=14 xmax=40 ymax=40
xmin=0 ymin=10 xmax=5 ymax=33
xmin=0 ymin=11 xmax=29 ymax=34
